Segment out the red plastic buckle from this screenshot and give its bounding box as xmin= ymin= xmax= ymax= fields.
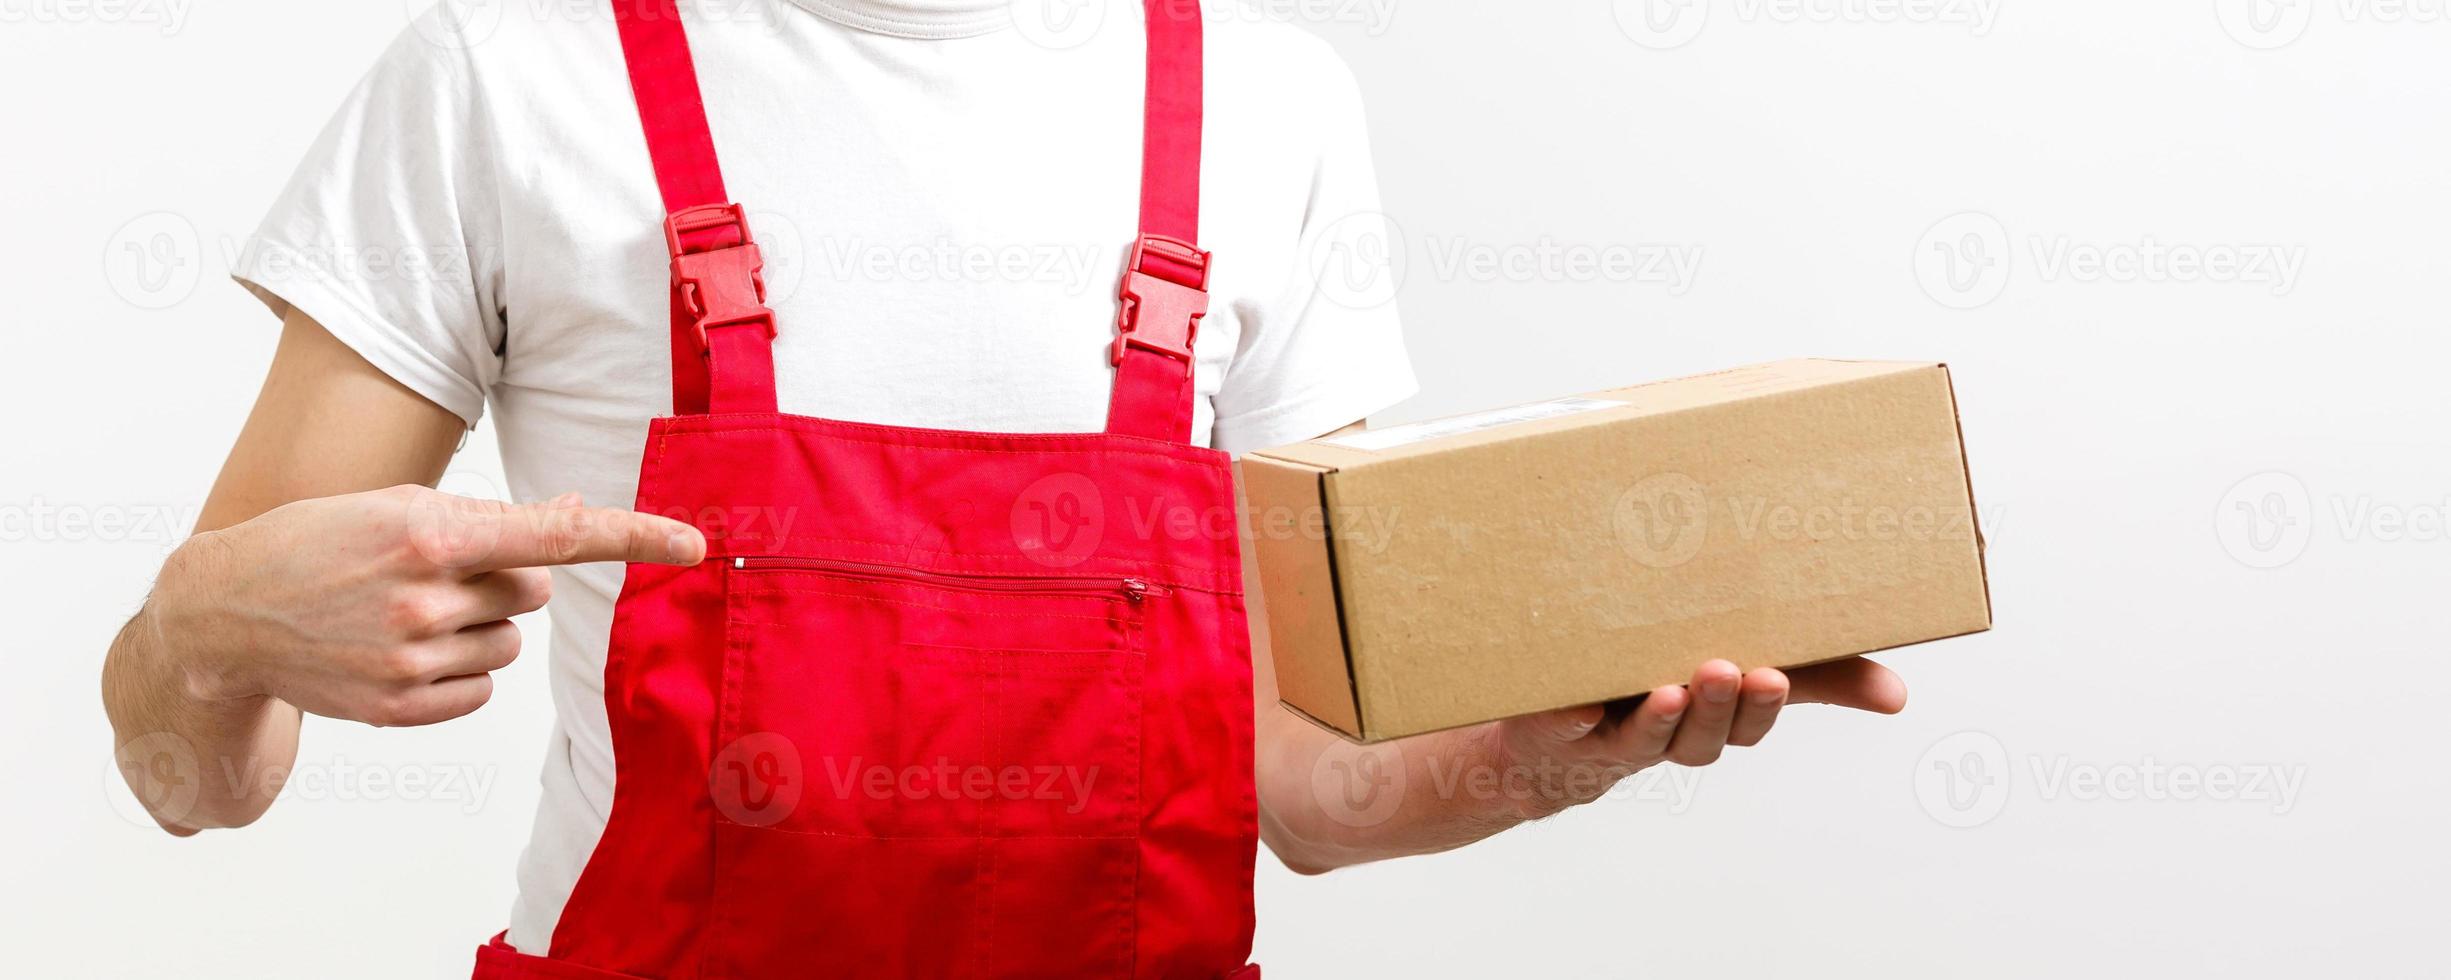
xmin=664 ymin=203 xmax=775 ymax=351
xmin=1111 ymin=234 xmax=1211 ymax=372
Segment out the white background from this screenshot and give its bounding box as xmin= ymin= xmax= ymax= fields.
xmin=5 ymin=0 xmax=2446 ymax=976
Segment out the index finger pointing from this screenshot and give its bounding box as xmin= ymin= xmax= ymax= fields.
xmin=469 ymin=503 xmax=706 ymax=571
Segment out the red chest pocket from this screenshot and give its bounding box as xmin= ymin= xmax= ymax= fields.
xmin=705 ymin=557 xmax=1160 ymax=978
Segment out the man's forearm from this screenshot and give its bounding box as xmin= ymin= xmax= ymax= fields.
xmin=1256 ymin=705 xmax=1527 ymax=874
xmin=99 ymin=309 xmax=470 ymax=835
xmin=102 ymin=588 xmax=300 ymax=835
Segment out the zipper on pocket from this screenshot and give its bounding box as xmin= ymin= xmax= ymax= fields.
xmin=732 ymin=556 xmax=1168 ymax=603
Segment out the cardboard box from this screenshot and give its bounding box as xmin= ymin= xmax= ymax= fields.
xmin=1241 ymin=359 xmax=1990 ymax=742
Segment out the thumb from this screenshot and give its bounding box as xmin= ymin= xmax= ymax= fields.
xmin=1511 ymin=704 xmax=1607 ymax=745
xmin=1787 ymin=657 xmax=1909 ymax=714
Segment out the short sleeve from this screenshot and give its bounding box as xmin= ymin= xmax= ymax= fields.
xmin=231 ymin=7 xmax=506 ymax=428
xmin=1207 ymin=50 xmax=1418 ymax=456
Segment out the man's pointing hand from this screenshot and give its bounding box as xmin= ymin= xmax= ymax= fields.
xmin=151 ymin=485 xmax=704 ymax=728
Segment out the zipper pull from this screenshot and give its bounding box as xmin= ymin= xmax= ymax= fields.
xmin=1122 ymin=578 xmax=1152 ymax=602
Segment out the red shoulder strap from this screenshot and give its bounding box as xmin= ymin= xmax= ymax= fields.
xmin=1104 ymin=0 xmax=1208 ymax=444
xmin=615 ymin=0 xmax=777 ymax=416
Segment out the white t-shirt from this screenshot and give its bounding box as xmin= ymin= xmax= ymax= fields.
xmin=232 ymin=0 xmax=1414 ymax=953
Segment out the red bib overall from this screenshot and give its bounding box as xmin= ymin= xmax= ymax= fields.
xmin=470 ymin=1 xmax=1259 ymax=976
